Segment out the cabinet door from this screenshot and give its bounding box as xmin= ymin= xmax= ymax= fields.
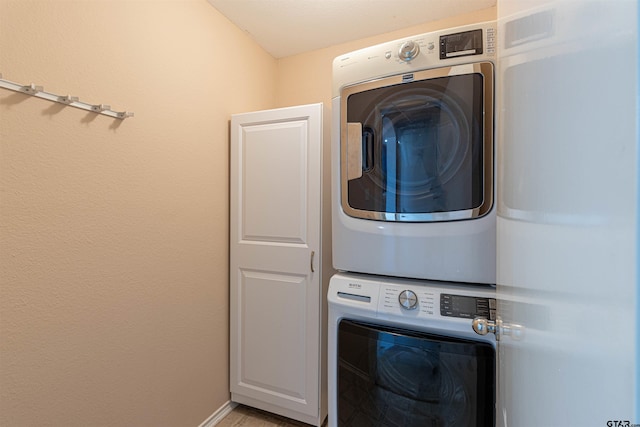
xmin=230 ymin=103 xmax=322 ymax=422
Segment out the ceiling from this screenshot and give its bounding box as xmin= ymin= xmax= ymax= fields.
xmin=206 ymin=0 xmax=496 ymax=58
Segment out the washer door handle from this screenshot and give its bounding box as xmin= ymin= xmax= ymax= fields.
xmin=472 ymin=317 xmax=524 ymax=341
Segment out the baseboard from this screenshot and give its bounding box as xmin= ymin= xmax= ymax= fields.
xmin=198 ymin=400 xmax=238 ymax=427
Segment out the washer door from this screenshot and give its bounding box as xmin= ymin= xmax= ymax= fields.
xmin=337 ymin=319 xmax=495 ymax=426
xmin=340 ymin=62 xmax=494 ymax=222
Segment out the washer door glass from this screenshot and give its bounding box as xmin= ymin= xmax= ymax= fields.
xmin=337 ymin=319 xmax=495 ymax=427
xmin=341 ymin=63 xmax=493 ymax=222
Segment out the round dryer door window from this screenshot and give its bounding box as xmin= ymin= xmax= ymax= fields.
xmin=340 ymin=62 xmax=494 ymax=222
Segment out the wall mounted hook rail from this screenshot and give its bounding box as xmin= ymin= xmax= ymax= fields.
xmin=0 ymin=73 xmax=134 ymax=120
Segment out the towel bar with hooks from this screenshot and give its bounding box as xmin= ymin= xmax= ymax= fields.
xmin=0 ymin=73 xmax=134 ymax=120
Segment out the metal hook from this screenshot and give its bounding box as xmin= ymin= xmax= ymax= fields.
xmin=91 ymin=104 xmax=110 ymax=113
xmin=21 ymin=83 xmax=43 ymax=95
xmin=58 ymin=95 xmax=79 ymax=105
xmin=116 ymin=111 xmax=134 ymax=119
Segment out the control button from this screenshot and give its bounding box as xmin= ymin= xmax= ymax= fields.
xmin=385 ymin=51 xmax=392 ymax=59
xmin=398 ymin=290 xmax=418 ymax=310
xmin=427 ymin=42 xmax=435 ymax=51
xmin=398 ymin=40 xmax=420 ymax=61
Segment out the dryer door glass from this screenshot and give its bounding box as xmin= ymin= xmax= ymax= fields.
xmin=341 ymin=62 xmax=493 ymax=222
xmin=337 ymin=319 xmax=495 ymax=426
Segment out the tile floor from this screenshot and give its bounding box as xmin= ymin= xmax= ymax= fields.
xmin=216 ymin=404 xmax=327 ymax=427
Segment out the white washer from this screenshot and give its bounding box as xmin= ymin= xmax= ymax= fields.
xmin=332 ymin=22 xmax=497 ymax=284
xmin=327 ymin=273 xmax=496 ymax=426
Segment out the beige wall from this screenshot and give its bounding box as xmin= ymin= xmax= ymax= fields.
xmin=0 ymin=1 xmax=276 ymax=426
xmin=0 ymin=2 xmax=495 ymax=426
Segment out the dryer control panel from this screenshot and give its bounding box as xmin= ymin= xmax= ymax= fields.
xmin=439 ymin=28 xmax=496 ymax=59
xmin=331 ymin=21 xmax=496 ymax=98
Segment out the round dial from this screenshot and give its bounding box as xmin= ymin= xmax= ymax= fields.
xmin=398 ymin=40 xmax=420 ymax=61
xmin=398 ymin=290 xmax=418 ymax=310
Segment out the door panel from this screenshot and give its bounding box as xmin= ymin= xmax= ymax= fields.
xmin=241 ymin=122 xmax=308 ymax=244
xmin=238 ymin=270 xmax=308 ymax=399
xmin=496 ymin=2 xmax=638 ymax=425
xmin=230 ymin=104 xmax=322 ymax=420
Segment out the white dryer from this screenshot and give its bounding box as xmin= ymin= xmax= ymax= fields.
xmin=332 ymin=22 xmax=497 ymax=284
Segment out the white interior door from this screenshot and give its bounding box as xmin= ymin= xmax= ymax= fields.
xmin=229 ymin=104 xmax=323 ymax=421
xmin=496 ymin=1 xmax=638 ymax=425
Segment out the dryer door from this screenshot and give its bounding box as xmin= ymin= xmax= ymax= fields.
xmin=340 ymin=62 xmax=494 ymax=222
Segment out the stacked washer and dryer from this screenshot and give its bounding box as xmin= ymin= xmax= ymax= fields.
xmin=328 ymin=22 xmax=498 ymax=427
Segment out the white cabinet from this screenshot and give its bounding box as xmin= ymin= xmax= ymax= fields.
xmin=229 ymin=103 xmax=330 ymax=426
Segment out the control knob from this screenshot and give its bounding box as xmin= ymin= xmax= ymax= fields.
xmin=398 ymin=40 xmax=420 ymax=61
xmin=398 ymin=290 xmax=418 ymax=310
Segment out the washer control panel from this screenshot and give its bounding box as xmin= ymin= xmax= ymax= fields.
xmin=330 ymin=273 xmax=496 ymax=324
xmin=376 ymin=283 xmax=495 ymax=321
xmin=379 ymin=285 xmax=437 ymax=317
xmin=398 ymin=290 xmax=419 ymax=310
xmin=441 ymin=294 xmax=497 ymax=320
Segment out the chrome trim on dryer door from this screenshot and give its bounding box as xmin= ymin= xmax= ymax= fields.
xmin=339 ymin=61 xmax=494 ymax=222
